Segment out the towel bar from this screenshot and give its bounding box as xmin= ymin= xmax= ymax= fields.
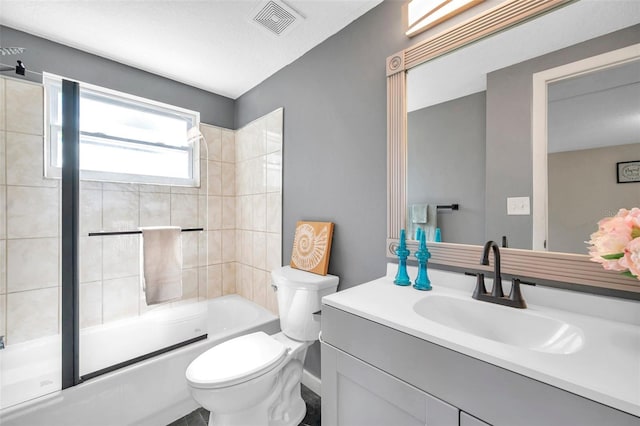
xmin=88 ymin=227 xmax=204 ymax=237
xmin=436 ymin=204 xmax=459 ymax=211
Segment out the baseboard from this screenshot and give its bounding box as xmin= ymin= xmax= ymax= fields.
xmin=302 ymin=369 xmax=321 ymax=396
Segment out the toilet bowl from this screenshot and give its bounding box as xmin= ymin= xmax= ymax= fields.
xmin=185 ymin=266 xmax=339 ymax=426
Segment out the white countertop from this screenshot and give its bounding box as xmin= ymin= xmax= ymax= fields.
xmin=322 ymin=265 xmax=640 ymax=417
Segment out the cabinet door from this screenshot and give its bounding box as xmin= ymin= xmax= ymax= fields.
xmin=460 ymin=412 xmax=491 ymax=426
xmin=322 ymin=342 xmax=458 ymax=426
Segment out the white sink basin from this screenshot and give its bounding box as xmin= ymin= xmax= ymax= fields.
xmin=413 ymin=295 xmax=584 ymax=354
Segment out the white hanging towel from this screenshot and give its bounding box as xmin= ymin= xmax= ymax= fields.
xmin=140 ymin=226 xmax=183 ymax=305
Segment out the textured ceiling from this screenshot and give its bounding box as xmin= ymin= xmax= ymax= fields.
xmin=0 ymin=0 xmax=382 ymax=99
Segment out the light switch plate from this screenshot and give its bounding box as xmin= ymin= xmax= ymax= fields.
xmin=507 ymin=196 xmax=530 ymax=215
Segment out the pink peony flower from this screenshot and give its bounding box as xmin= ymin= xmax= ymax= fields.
xmin=587 ymin=217 xmax=631 ymax=271
xmin=622 ymin=207 xmax=640 ymax=232
xmin=620 ymin=237 xmax=640 ymax=280
xmin=588 ymin=208 xmax=640 ymax=278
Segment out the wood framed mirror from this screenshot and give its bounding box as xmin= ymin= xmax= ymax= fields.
xmin=386 ymin=0 xmax=640 ymax=295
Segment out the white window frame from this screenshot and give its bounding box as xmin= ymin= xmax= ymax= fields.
xmin=43 ymin=73 xmax=201 ymax=187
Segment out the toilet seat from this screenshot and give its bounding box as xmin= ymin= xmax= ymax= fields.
xmin=186 ymin=332 xmax=287 ymax=389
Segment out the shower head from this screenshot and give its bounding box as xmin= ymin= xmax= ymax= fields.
xmin=187 ymin=127 xmax=204 ymax=142
xmin=15 ymin=60 xmax=25 ymax=76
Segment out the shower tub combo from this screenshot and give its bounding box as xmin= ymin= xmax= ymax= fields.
xmin=0 ymin=295 xmax=279 ymax=426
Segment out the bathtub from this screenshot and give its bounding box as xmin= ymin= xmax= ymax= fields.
xmin=0 ymin=295 xmax=280 ymax=426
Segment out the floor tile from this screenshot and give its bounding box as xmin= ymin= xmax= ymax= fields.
xmin=168 ymin=384 xmax=320 ymax=426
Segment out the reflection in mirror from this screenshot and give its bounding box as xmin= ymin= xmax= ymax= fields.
xmin=547 ymin=60 xmax=640 ymax=254
xmin=408 ymin=92 xmax=486 ymax=245
xmin=406 ymin=0 xmax=640 ymax=253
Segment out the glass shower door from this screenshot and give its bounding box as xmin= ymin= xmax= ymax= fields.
xmin=76 ymin=90 xmax=209 ymax=379
xmin=0 ymin=77 xmax=62 ymax=408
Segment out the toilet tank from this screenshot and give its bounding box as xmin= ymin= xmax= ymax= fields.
xmin=271 ymin=266 xmax=339 ymax=341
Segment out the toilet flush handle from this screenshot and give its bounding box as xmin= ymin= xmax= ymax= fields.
xmin=271 ymin=283 xmax=278 ymax=292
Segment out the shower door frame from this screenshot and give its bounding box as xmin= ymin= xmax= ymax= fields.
xmin=60 ymin=79 xmax=81 ymax=388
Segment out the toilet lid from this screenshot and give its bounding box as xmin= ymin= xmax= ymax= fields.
xmin=186 ymin=332 xmax=287 ymax=389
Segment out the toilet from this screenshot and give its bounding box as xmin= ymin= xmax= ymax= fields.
xmin=186 ymin=266 xmax=339 ymax=426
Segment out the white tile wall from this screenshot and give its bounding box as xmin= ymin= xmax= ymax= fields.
xmin=201 ymin=124 xmax=222 ymax=162
xmin=0 ymin=132 xmax=6 ymax=185
xmin=222 ymin=196 xmax=235 ymax=229
xmin=208 ymin=230 xmax=222 ymax=265
xmin=0 ymin=240 xmax=5 ymax=295
xmin=5 ymin=132 xmax=56 ymax=187
xmin=252 ymin=268 xmax=267 ymax=308
xmin=221 ymin=130 xmax=235 ymax=163
xmin=266 ymin=108 xmax=283 ymax=154
xmin=198 ymin=266 xmax=207 ymax=301
xmin=207 ymin=161 xmax=222 ymax=196
xmin=182 ymin=232 xmax=199 ymax=269
xmin=170 ymin=193 xmax=198 ymax=228
xmin=102 ymin=235 xmax=139 ymax=280
xmin=7 ymin=287 xmax=58 ymax=344
xmin=7 ymin=186 xmax=59 ymax=238
xmin=235 ymin=108 xmax=282 ymax=314
xmin=5 ymin=79 xmax=43 ymax=136
xmin=0 ymin=79 xmax=5 ymax=131
xmin=7 ymin=237 xmax=58 ymax=292
xmin=80 ymin=281 xmax=102 ymax=328
xmin=182 ymin=268 xmax=199 ymax=300
xmin=139 ymin=192 xmax=170 ymax=227
xmin=252 ymin=194 xmax=267 ymax=232
xmin=222 ymin=263 xmax=236 ymax=295
xmin=222 ymin=230 xmax=235 ymax=264
xmin=79 ymin=236 xmax=102 ymax=283
xmin=103 ymin=276 xmax=139 ymax=322
xmin=266 ymin=193 xmax=282 ymax=233
xmin=208 ymin=195 xmax=222 ymax=230
xmin=207 ymin=264 xmax=222 ymax=299
xmin=0 ymin=186 xmax=5 ymax=240
xmin=80 ymin=189 xmax=102 ymax=235
xmin=103 ymin=190 xmax=139 ymax=231
xmin=0 ymin=294 xmax=5 ymax=344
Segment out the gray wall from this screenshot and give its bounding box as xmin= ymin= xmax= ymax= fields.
xmin=408 ymin=91 xmax=486 ymax=245
xmin=548 ymin=143 xmax=640 ymax=254
xmin=485 ymin=24 xmax=640 ymax=249
xmin=0 ymin=26 xmax=234 ymax=128
xmin=235 ymin=0 xmax=418 ymax=292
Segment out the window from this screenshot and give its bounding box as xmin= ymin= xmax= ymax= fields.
xmin=44 ymin=73 xmax=200 ymax=187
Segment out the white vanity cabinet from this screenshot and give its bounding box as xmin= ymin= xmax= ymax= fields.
xmin=321 ymin=304 xmax=640 ymax=426
xmin=322 ymin=342 xmax=459 ymax=426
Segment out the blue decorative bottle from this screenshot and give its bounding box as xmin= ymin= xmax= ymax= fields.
xmin=394 ymin=229 xmax=411 ymax=286
xmin=413 ymin=231 xmax=432 ymax=291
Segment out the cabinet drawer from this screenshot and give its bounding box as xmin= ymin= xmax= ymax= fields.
xmin=322 ymin=341 xmax=459 ymax=426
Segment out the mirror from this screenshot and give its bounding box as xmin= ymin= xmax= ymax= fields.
xmin=538 ymin=58 xmax=640 ymax=254
xmin=405 ymin=0 xmax=639 ymax=254
xmin=387 ymin=0 xmax=640 ymax=294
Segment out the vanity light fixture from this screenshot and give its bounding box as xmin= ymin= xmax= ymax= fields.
xmin=405 ymin=0 xmax=485 ymax=37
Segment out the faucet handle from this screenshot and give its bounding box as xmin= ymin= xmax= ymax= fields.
xmin=508 ymin=278 xmax=527 ymax=309
xmin=470 ymin=272 xmax=487 ymax=299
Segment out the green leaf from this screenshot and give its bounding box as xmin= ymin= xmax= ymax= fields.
xmin=632 ymin=227 xmax=640 ymax=239
xmin=601 ymin=253 xmax=624 ymax=260
xmin=621 ymin=271 xmax=637 ymax=279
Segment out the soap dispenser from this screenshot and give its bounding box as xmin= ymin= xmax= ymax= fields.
xmin=413 ymin=231 xmax=432 ymax=291
xmin=394 ymin=229 xmax=411 ymax=286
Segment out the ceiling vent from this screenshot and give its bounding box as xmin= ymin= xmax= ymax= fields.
xmin=252 ymin=0 xmax=303 ymax=36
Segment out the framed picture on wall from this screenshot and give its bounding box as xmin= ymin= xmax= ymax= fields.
xmin=617 ymin=161 xmax=640 ymax=183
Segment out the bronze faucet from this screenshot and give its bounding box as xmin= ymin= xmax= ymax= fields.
xmin=472 ymin=241 xmax=527 ymax=309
